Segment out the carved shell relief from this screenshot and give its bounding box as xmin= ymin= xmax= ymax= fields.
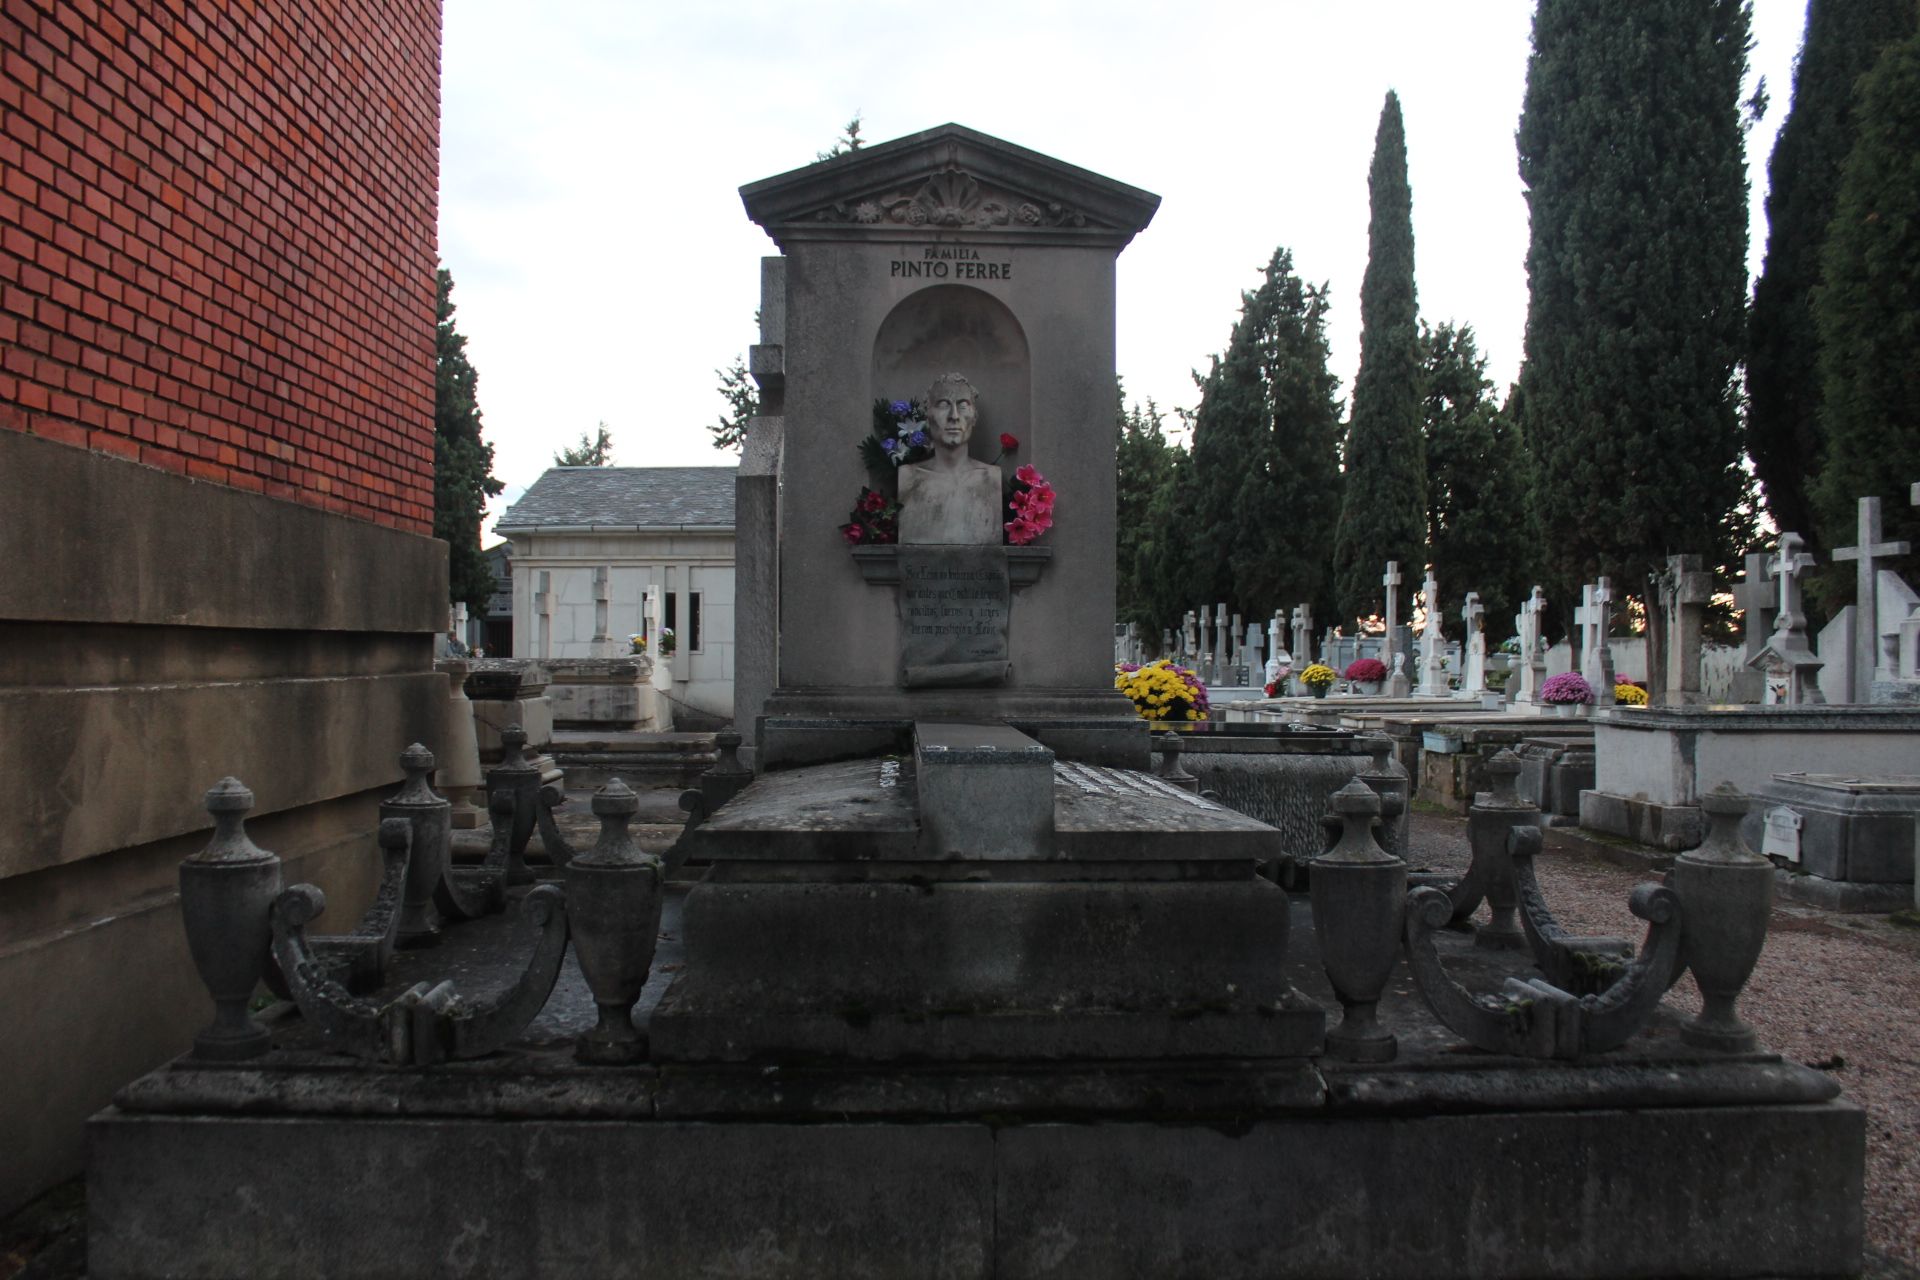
xmin=812 ymin=167 xmax=1091 ymax=229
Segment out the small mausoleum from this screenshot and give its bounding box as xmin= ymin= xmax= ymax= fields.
xmin=496 ymin=465 xmax=737 ymax=723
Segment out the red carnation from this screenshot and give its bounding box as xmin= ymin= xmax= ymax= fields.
xmin=999 ymin=433 xmax=1019 ymax=451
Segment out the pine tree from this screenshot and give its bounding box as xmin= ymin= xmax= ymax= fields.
xmin=1333 ymin=91 xmax=1426 ymax=622
xmin=554 ymin=422 xmax=614 ymax=466
xmin=1515 ymin=0 xmax=1750 ymax=611
xmin=1114 ymin=384 xmax=1176 ymax=629
xmin=433 ymin=268 xmax=504 ymax=615
xmin=1423 ymin=324 xmax=1534 ymax=630
xmin=710 ymin=356 xmax=759 ymax=453
xmin=1185 ymin=248 xmax=1344 ymax=625
xmin=1749 ymin=0 xmax=1916 ymax=545
xmin=1810 ymin=27 xmax=1920 ymax=558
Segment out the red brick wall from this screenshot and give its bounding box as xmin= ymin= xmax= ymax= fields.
xmin=0 ymin=0 xmax=440 ymax=533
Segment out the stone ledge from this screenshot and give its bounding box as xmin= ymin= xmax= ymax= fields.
xmin=88 ymin=1099 xmax=1863 ymax=1279
xmin=0 ymin=428 xmax=446 ymax=633
xmin=1578 ymin=788 xmax=1704 ymax=851
xmin=4 ymin=673 xmax=444 ymax=877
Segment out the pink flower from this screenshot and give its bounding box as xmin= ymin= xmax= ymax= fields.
xmin=1015 ymin=463 xmax=1041 ymax=486
xmin=841 ymin=523 xmax=865 ymax=545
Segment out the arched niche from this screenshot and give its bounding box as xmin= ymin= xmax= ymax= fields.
xmin=871 ymin=285 xmax=1030 ymax=470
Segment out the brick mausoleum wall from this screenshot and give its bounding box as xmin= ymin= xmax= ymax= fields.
xmin=0 ymin=0 xmax=440 ymax=532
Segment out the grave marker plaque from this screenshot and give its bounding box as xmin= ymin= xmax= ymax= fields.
xmin=897 ymin=546 xmax=1012 ymax=687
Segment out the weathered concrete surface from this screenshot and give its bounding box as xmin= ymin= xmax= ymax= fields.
xmin=89 ymin=1095 xmax=1862 ymax=1279
xmin=689 ymin=756 xmax=1284 ymax=863
xmin=91 ymin=1117 xmax=996 ymax=1280
xmin=2 ymin=436 xmax=446 ymax=1217
xmin=5 ymin=675 xmax=444 ymax=878
xmin=651 ymin=878 xmax=1320 ymax=1062
xmin=0 ymin=428 xmax=447 ymax=632
xmin=993 ymin=1103 xmax=1862 ymax=1279
xmin=2 ymin=790 xmax=385 ymax=1220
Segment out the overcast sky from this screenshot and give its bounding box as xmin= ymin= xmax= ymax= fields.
xmin=440 ymin=1 xmax=1811 ymax=544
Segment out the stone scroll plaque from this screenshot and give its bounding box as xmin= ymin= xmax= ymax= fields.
xmin=897 ymin=545 xmax=1011 ymax=688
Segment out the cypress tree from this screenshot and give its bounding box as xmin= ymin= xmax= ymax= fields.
xmin=1186 ymin=248 xmax=1344 ymax=625
xmin=1422 ymin=323 xmax=1534 ymax=629
xmin=1748 ymin=0 xmax=1917 ymax=545
xmin=1810 ymin=28 xmax=1920 ymax=557
xmin=1231 ymin=256 xmax=1345 ymax=627
xmin=434 ymin=268 xmax=504 ymax=614
xmin=1115 ymin=385 xmax=1176 ymax=630
xmin=1515 ymin=0 xmax=1750 ymax=609
xmin=1333 ymin=91 xmax=1426 ymax=623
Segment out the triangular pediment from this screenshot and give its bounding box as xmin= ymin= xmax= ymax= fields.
xmin=740 ymin=123 xmax=1160 ymax=245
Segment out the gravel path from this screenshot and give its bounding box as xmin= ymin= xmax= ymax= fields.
xmin=1413 ymin=807 xmax=1920 ymax=1275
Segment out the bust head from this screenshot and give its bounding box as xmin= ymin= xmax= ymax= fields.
xmin=925 ymin=373 xmax=979 ymax=453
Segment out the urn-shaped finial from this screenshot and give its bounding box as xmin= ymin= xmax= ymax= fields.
xmin=1671 ymin=782 xmax=1772 ymax=1050
xmin=566 ymin=778 xmax=666 ymax=1064
xmin=383 ymin=744 xmax=450 ymax=948
xmin=179 ymin=778 xmax=283 ymax=1060
xmin=1465 ymin=749 xmax=1534 ymax=951
xmin=1153 ymin=731 xmax=1198 ymax=792
xmin=1310 ymin=779 xmax=1407 ymax=1062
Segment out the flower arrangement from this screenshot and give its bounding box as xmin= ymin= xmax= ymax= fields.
xmin=1005 ymin=464 xmax=1055 ymax=546
xmin=1344 ymin=657 xmax=1387 ymax=683
xmin=1614 ymin=681 xmax=1648 ymax=706
xmin=839 ymin=485 xmax=901 ymax=545
xmin=1540 ymin=671 xmax=1593 ymax=705
xmin=1114 ymin=659 xmax=1209 ymax=722
xmin=1264 ymin=680 xmax=1283 ymax=697
xmin=657 ymin=627 xmax=677 ymax=658
xmin=857 ymin=398 xmax=933 ymax=470
xmin=1300 ymin=663 xmax=1338 ymax=693
xmin=628 ymin=633 xmax=646 ymax=655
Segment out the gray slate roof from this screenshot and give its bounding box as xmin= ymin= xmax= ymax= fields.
xmin=495 ymin=466 xmax=737 ymax=532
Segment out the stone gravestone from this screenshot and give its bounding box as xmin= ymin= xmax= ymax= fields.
xmin=1212 ymin=602 xmax=1230 ymax=684
xmin=1653 ymin=554 xmax=1713 ymax=706
xmin=1749 ymin=531 xmax=1825 ymax=705
xmin=1832 ymin=495 xmax=1910 ymax=704
xmin=1728 ymin=551 xmax=1777 ymax=703
xmin=738 ymin=125 xmax=1161 ymax=768
xmin=587 ymin=566 xmax=621 ymax=658
xmin=1380 ymin=561 xmax=1402 ymax=668
xmin=1513 ymin=586 xmax=1547 ymax=705
xmin=1460 ymin=591 xmax=1486 ymax=698
xmin=1415 ymin=568 xmax=1446 ymax=696
xmin=1291 ymin=604 xmax=1313 ymax=670
xmin=1576 ymin=578 xmax=1617 ymax=707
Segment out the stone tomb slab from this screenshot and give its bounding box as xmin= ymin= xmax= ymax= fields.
xmin=1739 ymin=772 xmax=1920 ymax=884
xmin=688 ymin=754 xmax=1283 ymax=866
xmin=915 ymin=721 xmax=1055 ymax=859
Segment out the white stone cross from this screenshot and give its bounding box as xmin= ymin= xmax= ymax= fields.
xmin=1768 ymin=532 xmax=1818 ymax=634
xmin=1586 ymin=578 xmax=1617 ymax=704
xmin=1573 ymin=583 xmax=1602 ymax=667
xmin=1832 ymin=496 xmax=1910 ymax=702
xmin=535 ymin=570 xmax=555 ymax=660
xmin=1460 ymin=591 xmax=1487 ymax=698
xmin=1415 ymin=567 xmax=1446 ymax=696
xmin=1514 ymin=586 xmax=1548 ymax=703
xmin=1382 ymin=561 xmax=1402 ymax=667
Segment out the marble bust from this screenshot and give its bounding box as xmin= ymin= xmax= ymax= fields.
xmin=898 ymin=373 xmax=1003 ymax=544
